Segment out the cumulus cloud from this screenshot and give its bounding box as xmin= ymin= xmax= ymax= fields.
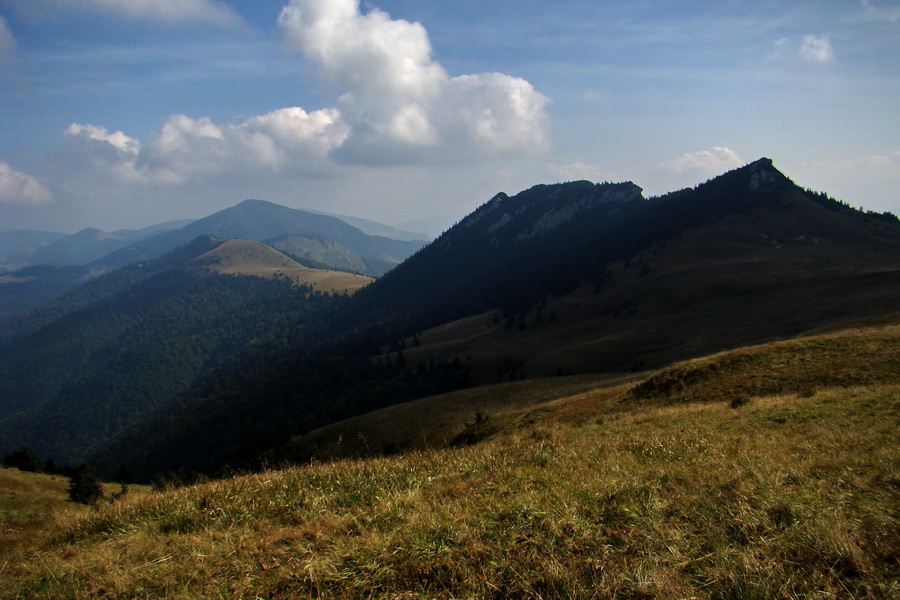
xmin=29 ymin=0 xmax=548 ymax=222
xmin=0 ymin=15 xmax=15 ymax=59
xmin=1 ymin=0 xmax=243 ymax=27
xmin=799 ymin=35 xmax=834 ymax=63
xmin=0 ymin=161 xmax=52 ymax=204
xmin=60 ymin=108 xmax=349 ymax=187
xmin=660 ymin=147 xmax=744 ymax=175
xmin=139 ymin=108 xmax=348 ymax=182
xmin=277 ymin=0 xmax=549 ymax=165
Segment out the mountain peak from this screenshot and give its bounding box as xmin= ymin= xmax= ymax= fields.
xmin=746 ymin=157 xmax=783 ymax=190
xmin=458 ymin=181 xmax=643 ymax=238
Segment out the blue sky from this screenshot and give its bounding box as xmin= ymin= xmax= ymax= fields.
xmin=0 ymin=0 xmax=898 ymax=234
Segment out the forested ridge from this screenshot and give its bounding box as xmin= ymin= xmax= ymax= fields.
xmin=2 ymin=159 xmax=899 ymax=482
xmin=0 ymin=237 xmax=348 ymax=465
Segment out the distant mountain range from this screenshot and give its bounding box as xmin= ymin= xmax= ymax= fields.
xmin=0 ymin=202 xmax=428 ymax=320
xmin=1 ymin=158 xmax=898 ymax=481
xmin=0 ymin=220 xmax=193 ymax=271
xmin=92 ymin=199 xmax=426 ymax=273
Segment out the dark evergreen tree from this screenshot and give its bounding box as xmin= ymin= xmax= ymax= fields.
xmin=67 ymin=462 xmax=103 ymax=505
xmin=116 ymin=462 xmax=133 ymax=485
xmin=3 ymin=446 xmax=42 ymax=472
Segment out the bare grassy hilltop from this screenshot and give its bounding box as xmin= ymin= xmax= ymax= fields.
xmin=191 ymin=238 xmax=373 ymax=294
xmin=2 ymin=322 xmax=897 ymax=599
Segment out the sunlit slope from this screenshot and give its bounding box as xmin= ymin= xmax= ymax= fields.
xmin=0 ymin=467 xmax=144 ymax=556
xmin=191 ymin=238 xmax=372 ymax=293
xmin=3 ymin=324 xmax=897 ymax=599
xmin=283 ymin=322 xmax=900 ymax=461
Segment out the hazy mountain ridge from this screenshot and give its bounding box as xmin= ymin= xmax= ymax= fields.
xmin=93 ymin=200 xmax=426 ymax=275
xmin=0 ymin=221 xmax=192 ymax=321
xmin=0 ymin=204 xmax=424 ymax=320
xmin=0 ymin=235 xmax=360 ymax=463
xmin=2 ymin=158 xmax=898 ymax=480
xmin=0 ymin=221 xmax=193 ymax=271
xmin=77 ymin=158 xmax=900 ymax=479
xmin=0 ymin=230 xmax=67 ymax=271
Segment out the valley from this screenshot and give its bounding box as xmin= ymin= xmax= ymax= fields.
xmin=1 ymin=159 xmax=898 ymax=598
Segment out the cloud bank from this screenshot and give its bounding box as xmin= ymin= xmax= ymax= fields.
xmin=38 ymin=0 xmax=549 ymax=202
xmin=0 ymin=162 xmax=52 ymax=205
xmin=60 ymin=108 xmax=349 ymax=186
xmin=277 ymin=0 xmax=549 ymax=165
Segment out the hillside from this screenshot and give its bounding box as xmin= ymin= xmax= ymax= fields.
xmin=79 ymin=158 xmax=900 ymax=480
xmin=0 ymin=236 xmax=350 ymax=464
xmin=191 ymin=238 xmax=373 ymax=293
xmin=95 ymin=199 xmax=426 ymax=276
xmin=0 ymin=222 xmax=192 ymax=319
xmin=2 ymin=324 xmax=897 ymax=599
xmin=0 ymin=467 xmax=145 ymax=558
xmin=354 ymin=159 xmax=900 ymax=348
xmin=0 ymin=263 xmax=96 ymax=322
xmin=0 ymin=229 xmax=66 ymax=271
xmin=280 ymin=322 xmax=900 ymax=461
xmin=0 ymin=206 xmax=417 ymax=321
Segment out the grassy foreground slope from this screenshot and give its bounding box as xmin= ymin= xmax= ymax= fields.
xmin=281 ymin=323 xmax=900 ymax=462
xmin=0 ymin=468 xmax=143 ymax=558
xmin=2 ymin=326 xmax=898 ymax=599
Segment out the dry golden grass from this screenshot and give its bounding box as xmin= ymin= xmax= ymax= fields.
xmin=0 ymin=469 xmax=146 ymax=560
xmin=287 ymin=324 xmax=899 ymax=464
xmin=2 ymin=322 xmax=898 ymax=598
xmin=193 ymin=239 xmax=373 ymax=294
xmin=281 ymin=373 xmax=636 ymax=461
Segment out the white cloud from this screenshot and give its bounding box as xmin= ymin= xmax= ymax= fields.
xmin=62 ymin=123 xmax=146 ymax=184
xmin=139 ymin=108 xmax=348 ymax=182
xmin=1 ymin=0 xmax=243 ymax=27
xmin=60 ymin=108 xmax=349 ymax=187
xmin=0 ymin=161 xmax=52 ymax=205
xmin=799 ymin=35 xmax=834 ymax=63
xmin=769 ymin=35 xmax=835 ymax=64
xmin=18 ymin=0 xmax=550 ymax=228
xmin=660 ymin=147 xmax=744 ymax=175
xmin=0 ymin=15 xmax=16 ymax=59
xmin=277 ymin=0 xmax=549 ymax=165
xmin=48 ymin=0 xmax=549 ymax=193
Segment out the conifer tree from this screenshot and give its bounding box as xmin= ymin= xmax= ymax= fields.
xmin=67 ymin=462 xmax=103 ymax=505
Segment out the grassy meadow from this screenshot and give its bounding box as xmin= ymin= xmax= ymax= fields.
xmin=193 ymin=239 xmax=373 ymax=294
xmin=1 ymin=325 xmax=898 ymax=599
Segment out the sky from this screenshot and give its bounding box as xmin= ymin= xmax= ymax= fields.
xmin=0 ymin=0 xmax=898 ymax=235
